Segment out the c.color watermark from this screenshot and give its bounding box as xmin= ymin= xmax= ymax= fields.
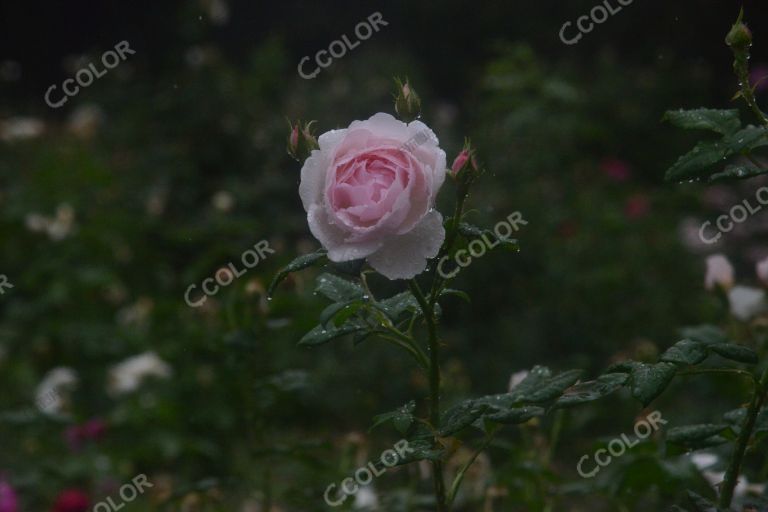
xmin=577 ymin=410 xmax=666 ymax=478
xmin=0 ymin=274 xmax=13 ymax=295
xmin=699 ymin=186 xmax=768 ymax=244
xmin=437 ymin=212 xmax=527 ymax=279
xmin=298 ymin=12 xmax=388 ymax=80
xmin=559 ymin=0 xmax=634 ymax=45
xmin=45 ymin=41 xmax=135 ymax=108
xmin=92 ymin=474 xmax=152 ymax=511
xmin=323 ymin=439 xmax=413 ymax=507
xmin=185 ymin=240 xmax=275 ymax=307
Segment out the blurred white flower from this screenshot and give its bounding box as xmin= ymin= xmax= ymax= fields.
xmin=24 ymin=203 xmax=76 ymax=241
xmin=67 ymin=104 xmax=104 ymax=139
xmin=508 ymin=370 xmax=529 ymax=392
xmin=757 ymin=256 xmax=768 ymax=285
xmin=690 ymin=452 xmax=718 ymax=470
xmin=212 ymin=190 xmax=235 ymax=212
xmin=35 ymin=367 xmax=78 ymax=415
xmin=353 ymin=486 xmax=378 ymax=509
xmin=0 ymin=117 xmax=44 ymax=141
xmin=705 ymin=254 xmax=734 ymax=291
xmin=108 ymin=351 xmax=172 ymax=395
xmin=116 ymin=297 xmax=154 ymax=327
xmin=703 ymin=470 xmax=765 ymax=498
xmin=728 ymin=285 xmax=767 ymax=320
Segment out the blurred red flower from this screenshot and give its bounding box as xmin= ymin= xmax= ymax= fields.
xmin=51 ymin=489 xmax=89 ymax=512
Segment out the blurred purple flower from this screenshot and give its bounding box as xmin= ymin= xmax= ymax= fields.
xmin=0 ymin=479 xmax=18 ymax=512
xmin=751 ymin=64 xmax=768 ymax=93
xmin=600 ymin=158 xmax=632 ymax=182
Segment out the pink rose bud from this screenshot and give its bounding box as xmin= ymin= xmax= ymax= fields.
xmin=705 ymin=254 xmax=735 ymax=291
xmin=0 ymin=479 xmax=18 ymax=512
xmin=287 ymin=120 xmax=319 ymax=163
xmin=394 ymin=78 xmax=421 ymax=122
xmin=451 ymin=150 xmax=470 ymax=175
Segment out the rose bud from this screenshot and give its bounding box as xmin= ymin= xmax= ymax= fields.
xmin=286 ymin=120 xmax=319 ymax=162
xmin=726 ymin=12 xmax=752 ymax=51
xmin=705 ymin=254 xmax=735 ymax=291
xmin=450 ymin=141 xmax=481 ymax=191
xmin=394 ymin=78 xmax=421 ymax=122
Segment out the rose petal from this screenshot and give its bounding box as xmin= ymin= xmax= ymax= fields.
xmin=367 ymin=210 xmax=445 ymax=280
xmin=308 ymin=204 xmax=382 ymax=261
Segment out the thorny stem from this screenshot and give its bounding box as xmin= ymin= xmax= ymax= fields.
xmin=718 ymin=366 xmax=768 ymax=508
xmin=409 ymin=279 xmax=448 ymax=512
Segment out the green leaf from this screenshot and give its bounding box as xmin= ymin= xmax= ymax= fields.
xmin=554 ymin=373 xmax=629 ymax=408
xmin=660 ymin=339 xmax=708 ymax=366
xmin=438 ymin=401 xmax=489 ymax=436
xmin=315 ymin=273 xmax=365 ymax=302
xmin=663 ymin=108 xmax=741 ymax=135
xmin=708 ymin=343 xmax=758 ymax=364
xmin=440 ymin=288 xmax=471 ymax=303
xmin=665 ymin=126 xmax=768 ymax=182
xmin=708 ymin=163 xmax=766 ymax=182
xmin=667 ymin=424 xmax=730 ymax=444
xmin=371 ymin=401 xmax=416 ymax=433
xmin=680 ymin=325 xmax=727 ymax=346
xmin=376 ymin=291 xmax=419 ymax=320
xmin=298 ymin=322 xmax=366 ymax=346
xmin=629 ymin=362 xmax=677 ymax=406
xmin=267 ymin=250 xmax=327 ymax=297
xmin=685 ymin=490 xmax=724 ymax=512
xmin=319 ymin=300 xmax=363 ymax=327
xmin=523 ymin=369 xmax=583 ymax=402
xmin=485 ymin=405 xmax=545 ymax=424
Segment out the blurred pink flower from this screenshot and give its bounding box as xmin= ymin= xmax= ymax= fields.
xmin=705 ymin=254 xmax=734 ymax=291
xmin=0 ymin=479 xmax=18 ymax=512
xmin=600 ymin=158 xmax=632 ymax=182
xmin=64 ymin=418 xmax=108 ymax=451
xmin=624 ymin=194 xmax=650 ymax=219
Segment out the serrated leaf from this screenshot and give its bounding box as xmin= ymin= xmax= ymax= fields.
xmin=376 ymin=292 xmax=419 ymax=320
xmin=667 ymin=424 xmax=730 ymax=444
xmin=319 ymin=300 xmax=363 ymax=327
xmin=554 ymin=373 xmax=629 ymax=408
xmin=630 ymin=362 xmax=677 ymax=406
xmin=708 ymin=343 xmax=758 ymax=364
xmin=660 ymin=339 xmax=708 ymax=366
xmin=523 ymin=369 xmax=583 ymax=402
xmin=485 ymin=405 xmax=545 ymax=424
xmin=315 ymin=273 xmax=365 ymax=302
xmin=663 ymin=108 xmax=741 ymax=135
xmin=680 ymin=325 xmax=727 ymax=346
xmin=438 ymin=401 xmax=489 ymax=436
xmin=298 ymin=322 xmax=366 ymax=346
xmin=371 ymin=401 xmax=416 ymax=432
xmin=267 ymin=250 xmax=327 ymax=297
xmin=708 ymin=164 xmax=766 ymax=182
xmin=665 ymin=126 xmax=768 ymax=182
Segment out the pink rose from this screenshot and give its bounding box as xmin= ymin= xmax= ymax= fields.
xmin=299 ymin=113 xmax=447 ymax=279
xmin=705 ymin=254 xmax=734 ymax=291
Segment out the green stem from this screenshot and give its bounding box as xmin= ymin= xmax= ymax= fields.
xmin=718 ymin=366 xmax=768 ymax=508
xmin=409 ymin=279 xmax=448 ymax=512
xmin=447 ymin=433 xmax=496 ymax=505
